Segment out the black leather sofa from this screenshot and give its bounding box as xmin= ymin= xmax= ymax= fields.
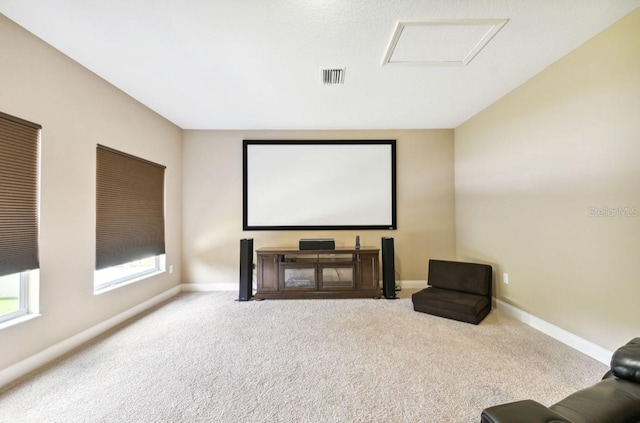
xmin=481 ymin=337 xmax=640 ymax=423
xmin=411 ymin=259 xmax=492 ymax=324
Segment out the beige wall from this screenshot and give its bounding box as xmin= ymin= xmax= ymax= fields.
xmin=454 ymin=10 xmax=640 ymax=351
xmin=0 ymin=15 xmax=183 ymax=370
xmin=183 ymin=129 xmax=455 ymax=286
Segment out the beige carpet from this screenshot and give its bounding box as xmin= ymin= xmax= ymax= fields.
xmin=0 ymin=291 xmax=607 ymax=422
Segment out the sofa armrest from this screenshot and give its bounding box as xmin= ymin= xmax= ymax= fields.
xmin=481 ymin=399 xmax=570 ymax=423
xmin=611 ymin=337 xmax=640 ymax=383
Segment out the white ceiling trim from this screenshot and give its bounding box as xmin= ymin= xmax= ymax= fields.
xmin=382 ymin=19 xmax=509 ymax=67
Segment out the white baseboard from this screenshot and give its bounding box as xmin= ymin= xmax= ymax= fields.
xmin=0 ymin=286 xmax=181 ymax=389
xmin=183 ymin=281 xmax=431 ymax=293
xmin=182 ymin=280 xmax=432 ymax=293
xmin=183 ymin=280 xmax=431 ymax=292
xmin=181 ymin=283 xmax=237 ymax=292
xmin=397 ymin=280 xmax=428 ymax=290
xmin=495 ymin=298 xmax=613 ymax=365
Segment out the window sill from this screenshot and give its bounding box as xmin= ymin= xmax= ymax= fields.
xmin=0 ymin=313 xmax=41 ymax=332
xmin=93 ymin=269 xmax=165 ymax=295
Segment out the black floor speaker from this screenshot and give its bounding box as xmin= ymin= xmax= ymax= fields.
xmin=239 ymin=238 xmax=254 ymax=301
xmin=381 ymin=237 xmax=396 ymax=299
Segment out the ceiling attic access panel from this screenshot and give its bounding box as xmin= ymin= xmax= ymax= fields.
xmin=382 ymin=19 xmax=509 ymax=66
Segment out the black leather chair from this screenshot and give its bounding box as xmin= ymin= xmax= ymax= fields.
xmin=481 ymin=337 xmax=640 ymax=423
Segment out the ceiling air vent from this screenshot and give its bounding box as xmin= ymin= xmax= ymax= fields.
xmin=322 ymin=68 xmax=346 ymax=85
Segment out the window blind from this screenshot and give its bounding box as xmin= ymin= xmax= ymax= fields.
xmin=96 ymin=145 xmax=166 ymax=270
xmin=0 ymin=112 xmax=41 ymax=277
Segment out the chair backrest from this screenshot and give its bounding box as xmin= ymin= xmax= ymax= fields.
xmin=428 ymin=259 xmax=492 ymax=297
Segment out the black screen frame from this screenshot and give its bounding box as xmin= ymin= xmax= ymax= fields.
xmin=243 ymin=140 xmax=397 ymax=231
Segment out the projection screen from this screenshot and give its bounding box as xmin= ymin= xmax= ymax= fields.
xmin=243 ymin=140 xmax=396 ymax=230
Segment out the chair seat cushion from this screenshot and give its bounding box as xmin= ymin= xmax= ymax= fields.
xmin=412 ymin=287 xmax=490 ymax=324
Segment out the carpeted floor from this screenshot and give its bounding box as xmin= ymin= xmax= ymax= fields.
xmin=0 ymin=291 xmax=607 ymax=422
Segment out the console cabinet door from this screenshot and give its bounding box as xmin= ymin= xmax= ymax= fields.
xmin=257 ymin=254 xmax=279 ymax=292
xmin=358 ymin=253 xmax=378 ymax=291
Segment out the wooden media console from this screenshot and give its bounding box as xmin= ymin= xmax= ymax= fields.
xmin=255 ymin=247 xmax=380 ymax=299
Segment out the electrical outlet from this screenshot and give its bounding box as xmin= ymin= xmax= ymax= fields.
xmin=503 ymin=272 xmax=509 ymax=284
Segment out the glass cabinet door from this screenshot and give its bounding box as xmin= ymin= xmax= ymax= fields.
xmin=320 ymin=265 xmax=355 ymax=290
xmin=281 ymin=265 xmax=316 ymax=290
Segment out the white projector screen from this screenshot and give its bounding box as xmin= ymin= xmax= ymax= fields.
xmin=243 ymin=140 xmax=396 ymax=230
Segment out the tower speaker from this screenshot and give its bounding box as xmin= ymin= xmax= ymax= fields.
xmin=239 ymin=238 xmax=254 ymax=301
xmin=381 ymin=237 xmax=396 ymax=299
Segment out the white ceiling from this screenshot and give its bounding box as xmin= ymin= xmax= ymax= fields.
xmin=0 ymin=0 xmax=638 ymax=130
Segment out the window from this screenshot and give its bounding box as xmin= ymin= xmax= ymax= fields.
xmin=0 ymin=111 xmax=40 ymax=324
xmin=94 ymin=255 xmax=164 ymax=292
xmin=95 ymin=145 xmax=166 ymax=291
xmin=0 ymin=272 xmax=26 ymax=323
